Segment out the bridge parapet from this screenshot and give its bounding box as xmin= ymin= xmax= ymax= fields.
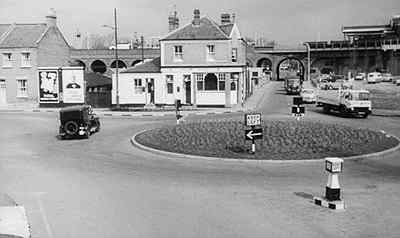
xmin=70 ymin=48 xmax=161 ymax=59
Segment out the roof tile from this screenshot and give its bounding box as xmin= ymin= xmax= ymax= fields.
xmin=162 ymin=17 xmax=229 ymax=41
xmin=0 ymin=24 xmax=47 ymax=48
xmin=120 ymin=57 xmax=161 ymax=73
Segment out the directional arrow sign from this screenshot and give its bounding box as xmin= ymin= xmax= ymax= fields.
xmin=245 ymin=128 xmax=263 ymax=140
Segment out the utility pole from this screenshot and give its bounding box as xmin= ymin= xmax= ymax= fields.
xmin=114 ymin=8 xmax=119 ymax=108
xmin=141 ymin=35 xmax=144 ymax=62
xmin=303 ymin=42 xmax=311 ymax=82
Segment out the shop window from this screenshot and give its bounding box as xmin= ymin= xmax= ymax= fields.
xmin=21 ymin=52 xmax=31 ymax=67
xmin=218 ymin=73 xmax=226 ymax=91
xmin=16 ymin=79 xmax=27 ymax=97
xmin=166 ymin=75 xmax=173 ymax=94
xmin=195 ymin=73 xmax=204 ymax=91
xmin=2 ymin=53 xmax=12 ymax=67
xmin=204 ymin=73 xmax=218 ymax=91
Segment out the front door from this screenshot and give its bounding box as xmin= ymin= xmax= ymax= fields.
xmin=0 ymin=80 xmax=6 ymax=106
xmin=185 ymin=81 xmax=191 ymax=104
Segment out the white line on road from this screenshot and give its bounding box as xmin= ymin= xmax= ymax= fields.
xmin=36 ymin=193 xmax=54 ymax=238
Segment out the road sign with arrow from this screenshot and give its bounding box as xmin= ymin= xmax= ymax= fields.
xmin=245 ymin=128 xmax=263 ymax=141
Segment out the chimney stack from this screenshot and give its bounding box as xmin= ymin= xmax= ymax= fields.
xmin=221 ymin=13 xmax=231 ymax=25
xmin=45 ymin=8 xmax=57 ymax=27
xmin=192 ymin=9 xmax=200 ymax=26
xmin=168 ymin=10 xmax=179 ymax=32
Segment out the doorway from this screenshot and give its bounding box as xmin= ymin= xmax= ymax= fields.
xmin=0 ymin=80 xmax=6 ymax=106
xmin=146 ymin=78 xmax=154 ymax=104
xmin=184 ymin=75 xmax=191 ymax=104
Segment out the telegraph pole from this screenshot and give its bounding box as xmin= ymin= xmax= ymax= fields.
xmin=114 ymin=8 xmax=119 ymax=108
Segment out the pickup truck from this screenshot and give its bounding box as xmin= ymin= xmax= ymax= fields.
xmin=316 ymin=88 xmax=371 ymax=118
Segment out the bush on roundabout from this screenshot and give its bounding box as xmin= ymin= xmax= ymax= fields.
xmin=135 ymin=120 xmax=399 ymax=160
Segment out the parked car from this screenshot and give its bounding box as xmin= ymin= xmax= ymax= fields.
xmin=300 ymin=88 xmax=316 ymax=103
xmin=59 ymin=105 xmax=100 ymax=139
xmin=382 ymin=73 xmax=393 ymax=82
xmin=367 ymin=72 xmax=382 ymax=84
xmin=396 ymin=78 xmax=400 ymax=86
xmin=355 ymin=73 xmax=366 ymax=80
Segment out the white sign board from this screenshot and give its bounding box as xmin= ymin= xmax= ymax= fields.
xmin=245 ymin=113 xmax=261 ymax=127
xmin=62 ymin=68 xmax=84 ymax=103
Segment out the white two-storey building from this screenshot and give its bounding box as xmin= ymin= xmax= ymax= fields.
xmin=113 ymin=9 xmax=248 ymax=107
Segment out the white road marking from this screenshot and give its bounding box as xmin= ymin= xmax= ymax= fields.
xmin=35 ymin=194 xmax=54 ymax=238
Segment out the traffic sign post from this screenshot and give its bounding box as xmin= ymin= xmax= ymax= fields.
xmin=175 ymin=99 xmax=182 ymax=124
xmin=244 ymin=113 xmax=263 ymax=154
xmin=292 ymin=97 xmax=305 ymax=120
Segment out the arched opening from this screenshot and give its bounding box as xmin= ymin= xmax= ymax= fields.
xmin=256 ymin=58 xmax=272 ymax=71
xmin=90 ymin=60 xmax=107 ymax=74
xmin=131 ymin=60 xmax=142 ymax=66
xmin=276 ymin=58 xmax=305 ymax=81
xmin=69 ymin=59 xmax=86 ymax=70
xmin=204 ymin=73 xmax=218 ymax=91
xmin=110 ymin=60 xmax=127 ymax=69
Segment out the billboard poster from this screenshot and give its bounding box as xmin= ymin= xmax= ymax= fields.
xmin=39 ymin=70 xmax=59 ymax=103
xmin=62 ymin=69 xmax=84 ymax=103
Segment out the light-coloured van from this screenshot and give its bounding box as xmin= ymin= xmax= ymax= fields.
xmin=367 ymin=72 xmax=382 ymax=84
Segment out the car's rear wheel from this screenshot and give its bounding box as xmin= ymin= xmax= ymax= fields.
xmin=64 ymin=121 xmax=79 ymax=135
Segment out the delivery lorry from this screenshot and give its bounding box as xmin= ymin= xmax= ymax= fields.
xmin=284 ymin=78 xmax=301 ymax=95
xmin=316 ymin=88 xmax=371 ymax=118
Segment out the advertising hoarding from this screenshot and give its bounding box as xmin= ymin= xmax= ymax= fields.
xmin=39 ymin=70 xmax=59 ymax=103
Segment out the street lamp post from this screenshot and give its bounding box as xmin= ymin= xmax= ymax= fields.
xmin=102 ymin=8 xmax=119 ymax=108
xmin=303 ymin=42 xmax=311 ymax=82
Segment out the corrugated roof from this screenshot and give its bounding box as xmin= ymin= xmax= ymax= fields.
xmin=162 ymin=17 xmax=229 ymax=41
xmin=0 ymin=24 xmax=47 ymax=48
xmin=219 ymin=24 xmax=234 ymax=36
xmin=120 ymin=57 xmax=161 ymax=73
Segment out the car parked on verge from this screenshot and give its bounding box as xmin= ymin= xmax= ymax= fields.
xmin=300 ymin=88 xmax=316 ymax=103
xmin=59 ymin=105 xmax=100 ymax=139
xmin=355 ymin=73 xmax=366 ymax=80
xmin=367 ymin=72 xmax=382 ymax=84
xmin=382 ymin=73 xmax=393 ymax=82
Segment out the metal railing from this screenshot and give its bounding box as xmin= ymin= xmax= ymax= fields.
xmin=306 ymin=39 xmax=400 ymax=50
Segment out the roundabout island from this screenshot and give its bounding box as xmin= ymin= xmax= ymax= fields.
xmin=135 ymin=119 xmax=400 ymax=161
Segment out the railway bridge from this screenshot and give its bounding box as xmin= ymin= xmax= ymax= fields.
xmin=69 ymin=48 xmax=161 ymax=75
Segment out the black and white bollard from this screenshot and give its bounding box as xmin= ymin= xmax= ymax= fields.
xmin=314 ymin=157 xmax=345 ymax=210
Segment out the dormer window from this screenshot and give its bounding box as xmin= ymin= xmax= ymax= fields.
xmin=2 ymin=53 xmax=12 ymax=68
xmin=21 ymin=52 xmax=31 ymax=67
xmin=174 ymin=45 xmax=183 ymax=61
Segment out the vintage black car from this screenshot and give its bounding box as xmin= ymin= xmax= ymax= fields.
xmin=59 ymin=105 xmax=100 ymax=139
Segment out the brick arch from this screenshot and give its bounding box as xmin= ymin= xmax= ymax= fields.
xmin=110 ymin=60 xmax=127 ymax=69
xmin=90 ymin=60 xmax=107 ymax=74
xmin=275 ymin=57 xmax=306 ymax=81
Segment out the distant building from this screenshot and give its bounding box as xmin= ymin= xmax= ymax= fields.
xmin=113 ymin=9 xmax=249 ymax=107
xmin=0 ymin=9 xmax=70 ymax=107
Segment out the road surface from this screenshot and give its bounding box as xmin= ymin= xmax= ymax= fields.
xmin=1 ymin=82 xmax=400 ymax=237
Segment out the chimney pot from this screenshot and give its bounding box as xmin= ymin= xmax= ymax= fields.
xmin=45 ymin=8 xmax=57 ymax=27
xmin=193 ymin=9 xmax=200 ymax=25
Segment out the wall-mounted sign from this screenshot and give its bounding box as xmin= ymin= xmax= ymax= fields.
xmin=62 ymin=69 xmax=84 ymax=103
xmin=39 ymin=70 xmax=59 ymax=103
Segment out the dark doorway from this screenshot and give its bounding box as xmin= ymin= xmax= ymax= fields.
xmin=185 ymin=81 xmax=191 ymax=104
xmin=147 ymin=79 xmax=155 ymax=104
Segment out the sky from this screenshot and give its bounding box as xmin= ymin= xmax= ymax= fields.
xmin=0 ymin=0 xmax=399 ymax=46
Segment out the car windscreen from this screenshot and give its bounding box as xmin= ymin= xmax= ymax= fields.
xmin=355 ymin=92 xmax=369 ymax=100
